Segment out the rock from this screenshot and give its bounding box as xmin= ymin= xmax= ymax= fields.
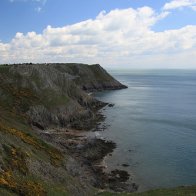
xmin=122 ymin=163 xmax=130 ymax=167
xmin=109 ymin=169 xmax=130 ymax=182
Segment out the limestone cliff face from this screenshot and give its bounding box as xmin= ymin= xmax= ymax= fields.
xmin=0 ymin=63 xmax=127 ymax=130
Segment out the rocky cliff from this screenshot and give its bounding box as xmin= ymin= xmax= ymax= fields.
xmin=0 ymin=63 xmax=126 ymax=130
xmin=52 ymin=63 xmax=127 ymax=91
xmin=0 ymin=63 xmax=128 ymax=195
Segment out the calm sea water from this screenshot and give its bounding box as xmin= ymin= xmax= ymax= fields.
xmin=94 ymin=70 xmax=196 ymax=191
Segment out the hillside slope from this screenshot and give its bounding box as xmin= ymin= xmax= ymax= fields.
xmin=0 ymin=63 xmax=127 ymax=195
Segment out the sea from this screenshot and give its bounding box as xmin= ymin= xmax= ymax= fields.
xmin=93 ymin=69 xmax=196 ymax=191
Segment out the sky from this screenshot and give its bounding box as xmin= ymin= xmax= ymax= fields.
xmin=0 ymin=0 xmax=196 ymax=69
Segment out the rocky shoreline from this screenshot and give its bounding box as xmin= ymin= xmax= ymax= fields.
xmin=37 ymin=102 xmax=138 ymax=193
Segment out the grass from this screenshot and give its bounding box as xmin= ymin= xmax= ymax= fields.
xmin=2 ymin=144 xmax=29 ymax=175
xmin=0 ymin=65 xmax=12 ymax=75
xmin=0 ymin=112 xmax=68 ymax=195
xmin=0 ymin=187 xmax=18 ymax=196
xmin=97 ymin=186 xmax=196 ymax=196
xmin=0 ymin=120 xmax=64 ymax=167
xmin=0 ymin=170 xmax=46 ymax=196
xmin=0 ymin=170 xmax=69 ymax=196
xmin=41 ymin=89 xmax=69 ymax=109
xmin=0 ymin=66 xmax=69 ymax=112
xmin=90 ymin=65 xmax=111 ymax=81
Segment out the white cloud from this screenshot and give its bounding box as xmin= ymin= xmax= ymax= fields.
xmin=191 ymin=5 xmax=196 ymax=10
xmin=163 ymin=0 xmax=196 ymax=11
xmin=0 ymin=7 xmax=195 ymax=68
xmin=35 ymin=6 xmax=42 ymax=12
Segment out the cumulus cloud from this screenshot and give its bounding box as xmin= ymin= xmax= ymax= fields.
xmin=0 ymin=6 xmax=196 ymax=68
xmin=163 ymin=0 xmax=196 ymax=11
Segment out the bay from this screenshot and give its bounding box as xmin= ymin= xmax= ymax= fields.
xmin=94 ymin=69 xmax=196 ymax=191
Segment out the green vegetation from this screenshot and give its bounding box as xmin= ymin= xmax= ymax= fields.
xmin=41 ymin=89 xmax=69 ymax=109
xmin=0 ymin=107 xmax=73 ymax=195
xmin=0 ymin=171 xmax=46 ymax=196
xmin=0 ymin=119 xmax=64 ymax=167
xmin=98 ymin=185 xmax=196 ymax=196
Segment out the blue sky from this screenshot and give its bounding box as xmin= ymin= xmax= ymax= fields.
xmin=0 ymin=0 xmax=196 ymax=68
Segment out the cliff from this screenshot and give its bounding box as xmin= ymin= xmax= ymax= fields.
xmin=0 ymin=63 xmax=126 ymax=130
xmin=52 ymin=63 xmax=127 ymax=91
xmin=0 ymin=63 xmax=127 ymax=195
